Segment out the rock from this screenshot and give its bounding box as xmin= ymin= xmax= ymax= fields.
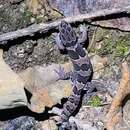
xmin=69 ymin=106 xmax=107 ymax=130
xmin=30 ymin=80 xmax=72 ymax=113
xmin=123 ymin=100 xmax=130 ymax=128
xmin=91 ymin=54 xmax=108 ymax=79
xmin=19 ymin=62 xmax=73 ymax=113
xmin=3 ymin=37 xmax=68 ymax=72
xmin=3 ymin=116 xmax=42 ymax=130
xmin=0 ymin=49 xmax=27 ymax=109
xmin=40 ymin=119 xmax=58 ymax=130
xmin=3 ymin=40 xmax=37 ymax=72
xmin=49 ymin=0 xmax=130 ymax=31
xmin=0 ymin=1 xmax=30 ymax=34
xmin=96 ymin=18 xmax=130 ymax=32
xmin=26 ymin=0 xmax=43 ymax=15
xmin=69 ymin=117 xmax=98 ymax=130
xmin=26 ymin=0 xmax=62 ymax=20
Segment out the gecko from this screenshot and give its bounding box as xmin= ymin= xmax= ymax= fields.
xmin=54 ymin=21 xmax=94 ymax=129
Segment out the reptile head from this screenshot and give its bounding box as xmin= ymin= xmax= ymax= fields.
xmin=59 ymin=21 xmax=77 ymax=48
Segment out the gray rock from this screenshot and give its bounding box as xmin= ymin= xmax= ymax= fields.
xmin=49 ymin=0 xmax=130 ymax=31
xmin=0 ymin=49 xmax=27 ymax=109
xmin=4 ymin=116 xmax=42 ymax=130
xmin=3 ymin=37 xmax=68 ymax=72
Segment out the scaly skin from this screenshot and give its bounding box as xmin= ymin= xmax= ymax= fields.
xmin=54 ymin=21 xmax=93 ymax=129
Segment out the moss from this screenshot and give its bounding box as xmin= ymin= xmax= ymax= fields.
xmin=87 ymin=95 xmax=102 ymax=107
xmin=46 ymin=9 xmax=63 ymax=21
xmin=96 ymin=28 xmax=110 ymax=40
xmin=125 ymin=36 xmax=130 ymax=46
xmin=114 ymin=45 xmax=128 ymax=57
xmin=21 ymin=1 xmax=62 ymax=24
xmin=21 ymin=6 xmax=32 ymax=24
xmin=97 ymin=38 xmax=114 ymax=55
xmin=95 ymin=29 xmax=115 ymax=55
xmin=95 ymin=28 xmax=130 ymax=58
xmin=35 ymin=15 xmax=50 ymax=24
xmin=35 ymin=16 xmax=44 ymax=24
xmin=114 ymin=35 xmax=130 ymax=57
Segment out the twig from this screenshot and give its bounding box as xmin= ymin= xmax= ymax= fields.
xmin=88 ymin=26 xmax=98 ymax=52
xmin=0 ymin=6 xmax=130 ymax=42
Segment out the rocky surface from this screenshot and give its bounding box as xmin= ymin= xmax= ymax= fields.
xmin=0 ymin=47 xmax=72 ymax=112
xmin=3 ymin=36 xmax=68 ymax=72
xmin=69 ymin=106 xmax=108 ymax=130
xmin=0 ymin=53 xmax=72 ymax=129
xmin=0 ymin=0 xmax=130 ymax=130
xmin=0 ymin=1 xmax=29 ymax=34
xmin=0 ymin=49 xmax=27 ymax=109
xmin=0 ymin=0 xmax=64 ymax=72
xmin=48 ymin=0 xmax=130 ymax=31
xmin=0 ymin=33 xmax=129 ymax=130
xmin=3 ymin=116 xmax=42 ymax=130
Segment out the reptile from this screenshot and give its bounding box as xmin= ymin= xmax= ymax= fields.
xmin=54 ymin=21 xmax=94 ymax=129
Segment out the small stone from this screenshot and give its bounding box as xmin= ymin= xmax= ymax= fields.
xmin=40 ymin=120 xmax=58 ymax=130
xmin=91 ymin=55 xmax=107 ymax=79
xmin=30 ymin=17 xmax=35 ymax=23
